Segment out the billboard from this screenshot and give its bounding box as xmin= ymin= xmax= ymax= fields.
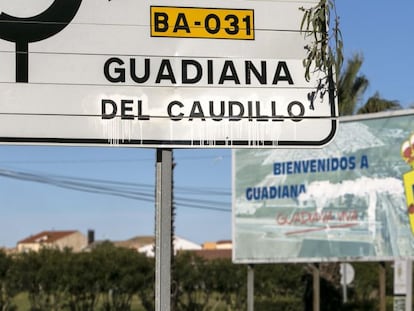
xmin=233 ymin=110 xmax=414 ymax=263
xmin=0 ymin=0 xmax=336 ymax=147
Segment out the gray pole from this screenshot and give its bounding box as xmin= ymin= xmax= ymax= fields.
xmin=312 ymin=264 xmax=320 ymax=311
xmin=379 ymin=262 xmax=386 ymax=311
xmin=342 ymin=263 xmax=348 ymax=303
xmin=155 ymin=148 xmax=173 ymax=311
xmin=247 ymin=264 xmax=254 ymax=311
xmin=405 ymin=260 xmax=412 ymax=311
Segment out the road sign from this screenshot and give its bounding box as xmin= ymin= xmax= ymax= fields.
xmin=0 ymin=0 xmax=337 ymax=147
xmin=340 ymin=263 xmax=355 ymax=286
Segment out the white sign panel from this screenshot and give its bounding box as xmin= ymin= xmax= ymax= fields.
xmin=394 ymin=260 xmax=413 ymax=311
xmin=394 ymin=260 xmax=409 ymax=295
xmin=0 ymin=0 xmax=337 ymax=147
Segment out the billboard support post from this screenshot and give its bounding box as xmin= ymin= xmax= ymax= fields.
xmin=405 ymin=261 xmax=412 ymax=311
xmin=247 ymin=264 xmax=254 ymax=311
xmin=155 ymin=148 xmax=173 ymax=311
xmin=379 ymin=262 xmax=386 ymax=311
xmin=312 ymin=264 xmax=320 ymax=311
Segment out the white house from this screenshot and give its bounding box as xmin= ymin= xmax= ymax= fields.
xmin=138 ymin=236 xmax=201 ymax=257
xmin=17 ymin=230 xmax=87 ymax=253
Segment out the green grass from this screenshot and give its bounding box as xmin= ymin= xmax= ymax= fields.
xmin=11 ymin=292 xmax=401 ymax=311
xmin=12 ymin=292 xmax=146 ymax=311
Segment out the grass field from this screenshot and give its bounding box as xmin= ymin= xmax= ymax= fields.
xmin=12 ymin=292 xmax=147 ymax=311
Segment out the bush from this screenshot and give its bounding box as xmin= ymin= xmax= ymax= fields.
xmin=255 ymin=297 xmax=302 ymax=311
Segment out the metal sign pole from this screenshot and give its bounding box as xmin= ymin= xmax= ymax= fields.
xmin=342 ymin=263 xmax=348 ymax=303
xmin=155 ymin=148 xmax=173 ymax=311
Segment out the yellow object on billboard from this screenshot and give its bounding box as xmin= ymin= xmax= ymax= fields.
xmin=403 ymin=171 xmax=414 ymax=235
xmin=402 ymin=133 xmax=414 ymax=235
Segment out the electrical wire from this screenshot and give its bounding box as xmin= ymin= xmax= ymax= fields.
xmin=0 ymin=168 xmax=232 ymax=212
xmin=0 ymin=154 xmax=230 ymax=166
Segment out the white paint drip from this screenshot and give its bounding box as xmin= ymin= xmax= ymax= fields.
xmin=102 ymin=117 xmax=134 ymax=145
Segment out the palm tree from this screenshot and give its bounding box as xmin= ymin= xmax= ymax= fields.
xmin=337 ymin=54 xmax=369 ymax=116
xmin=337 ymin=54 xmax=400 ymax=115
xmin=356 ymin=92 xmax=400 ymax=114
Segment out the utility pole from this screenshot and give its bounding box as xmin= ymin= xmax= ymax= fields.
xmin=155 ymin=148 xmax=173 ymax=311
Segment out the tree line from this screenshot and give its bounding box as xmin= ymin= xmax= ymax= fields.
xmin=0 ymin=242 xmax=153 ymax=311
xmin=0 ymin=242 xmax=396 ymax=311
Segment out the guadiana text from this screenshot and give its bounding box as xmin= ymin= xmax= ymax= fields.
xmin=100 ymin=57 xmax=312 ymax=122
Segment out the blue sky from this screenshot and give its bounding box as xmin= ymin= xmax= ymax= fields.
xmin=1 ymin=0 xmax=414 ymax=248
xmin=0 ymin=146 xmax=233 ymax=247
xmin=336 ymin=0 xmax=414 ymax=108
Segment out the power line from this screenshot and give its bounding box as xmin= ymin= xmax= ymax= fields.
xmin=40 ymin=172 xmax=231 ymax=196
xmin=0 ymin=154 xmax=230 ymax=165
xmin=0 ymin=168 xmax=231 ymax=212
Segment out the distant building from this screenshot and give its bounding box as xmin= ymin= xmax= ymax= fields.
xmin=216 ymin=240 xmax=232 ymax=250
xmin=194 ymin=239 xmax=233 ymax=260
xmin=202 ymin=239 xmax=232 ymax=250
xmin=126 ymin=236 xmax=201 ymax=257
xmin=113 ymin=235 xmax=155 ymax=250
xmin=202 ymin=242 xmax=217 ymax=250
xmin=17 ymin=230 xmax=87 ymax=253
